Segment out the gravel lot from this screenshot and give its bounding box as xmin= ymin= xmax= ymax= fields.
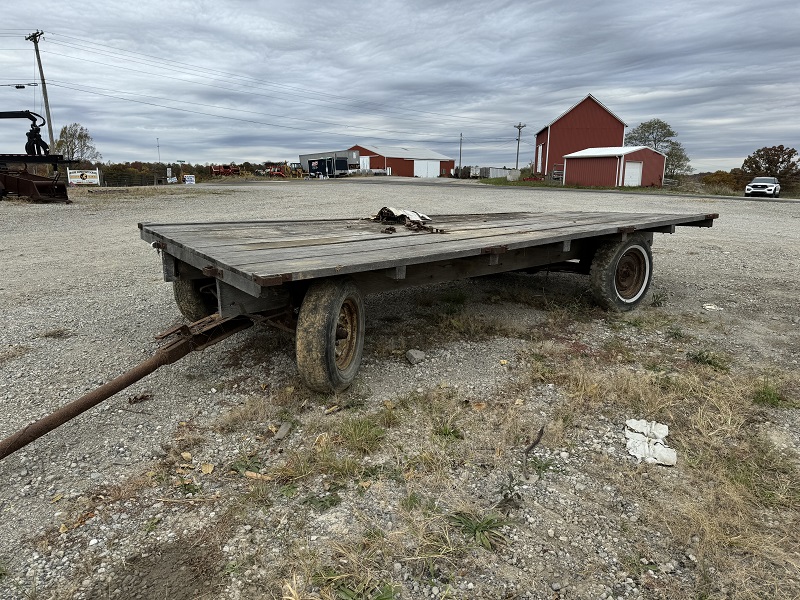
xmin=1 ymin=179 xmax=798 ymax=599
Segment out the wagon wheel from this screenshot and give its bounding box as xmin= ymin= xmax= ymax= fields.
xmin=173 ymin=277 xmax=217 ymax=321
xmin=589 ymin=234 xmax=653 ymax=311
xmin=295 ymin=278 xmax=365 ymax=393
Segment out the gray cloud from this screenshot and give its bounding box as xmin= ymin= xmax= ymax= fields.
xmin=2 ymin=0 xmax=798 ymax=171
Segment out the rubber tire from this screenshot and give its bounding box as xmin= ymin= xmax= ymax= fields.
xmin=173 ymin=277 xmax=217 ymax=322
xmin=774 ymin=191 xmax=780 ymax=198
xmin=296 ymin=278 xmax=365 ymax=393
xmin=589 ymin=234 xmax=653 ymax=312
xmin=744 ymin=193 xmax=750 ymax=197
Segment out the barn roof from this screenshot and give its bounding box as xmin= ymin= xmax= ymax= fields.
xmin=563 ymin=146 xmax=665 ymax=158
xmin=536 ymin=94 xmax=627 ymax=136
xmin=354 ymin=144 xmax=452 ymax=161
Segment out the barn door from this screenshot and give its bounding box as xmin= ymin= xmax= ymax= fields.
xmin=623 ymin=161 xmax=643 ymax=186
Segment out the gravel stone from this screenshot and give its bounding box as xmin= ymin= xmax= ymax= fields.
xmin=1 ymin=180 xmax=798 ymax=599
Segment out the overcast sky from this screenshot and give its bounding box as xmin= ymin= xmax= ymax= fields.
xmin=2 ymin=0 xmax=798 ymax=172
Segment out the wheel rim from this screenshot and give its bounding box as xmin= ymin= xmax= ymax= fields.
xmin=615 ymin=246 xmax=649 ymax=301
xmin=334 ymin=298 xmax=359 ymax=370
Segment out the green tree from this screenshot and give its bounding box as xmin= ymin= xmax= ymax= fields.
xmin=741 ymin=145 xmax=799 ymax=185
xmin=625 ymin=118 xmax=676 ymax=153
xmin=664 ymin=141 xmax=693 ymax=178
xmin=53 ymin=123 xmax=102 ymax=164
xmin=626 ymin=118 xmax=693 ymax=178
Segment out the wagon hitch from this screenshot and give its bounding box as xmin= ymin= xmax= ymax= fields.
xmin=0 ymin=314 xmax=253 ymax=461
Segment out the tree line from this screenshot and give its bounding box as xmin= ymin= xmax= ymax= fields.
xmin=55 ymin=120 xmax=799 ymax=191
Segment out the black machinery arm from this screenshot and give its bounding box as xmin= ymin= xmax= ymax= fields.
xmin=0 ymin=110 xmax=46 ymax=126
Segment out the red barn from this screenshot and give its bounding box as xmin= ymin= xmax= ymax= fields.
xmin=562 ymin=146 xmax=666 ymax=187
xmin=533 ymin=95 xmax=626 ymax=178
xmin=349 ymin=144 xmax=454 ymax=178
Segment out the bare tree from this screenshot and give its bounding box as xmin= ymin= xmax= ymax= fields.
xmin=53 ymin=123 xmax=102 ymax=164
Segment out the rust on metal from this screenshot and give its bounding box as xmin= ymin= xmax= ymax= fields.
xmin=253 ymin=273 xmax=293 ymax=287
xmin=0 ymin=314 xmax=252 ymax=461
xmin=202 ymin=265 xmax=223 ymax=278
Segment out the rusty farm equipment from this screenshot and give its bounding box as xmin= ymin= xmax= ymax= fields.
xmin=0 ymin=110 xmax=70 ymax=203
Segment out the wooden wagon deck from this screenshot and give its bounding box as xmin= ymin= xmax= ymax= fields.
xmin=139 ymin=211 xmax=717 ymax=297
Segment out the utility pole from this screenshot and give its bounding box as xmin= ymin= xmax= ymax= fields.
xmin=25 ymin=31 xmax=55 ymax=149
xmin=458 ymin=133 xmax=462 ymax=178
xmin=155 ymin=138 xmax=161 ymax=186
xmin=514 ymin=122 xmax=526 ymax=170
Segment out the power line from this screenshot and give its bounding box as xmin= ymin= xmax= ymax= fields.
xmin=43 ymin=32 xmax=510 ymax=128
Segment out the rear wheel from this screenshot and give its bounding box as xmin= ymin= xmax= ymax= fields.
xmin=296 ymin=278 xmax=365 ymax=393
xmin=173 ymin=277 xmax=217 ymax=321
xmin=589 ymin=235 xmax=653 ymax=311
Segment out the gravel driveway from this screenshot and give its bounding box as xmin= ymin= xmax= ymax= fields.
xmin=1 ymin=179 xmax=798 ymax=599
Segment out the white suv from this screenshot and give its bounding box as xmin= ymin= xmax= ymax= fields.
xmin=745 ymin=177 xmax=780 ymax=198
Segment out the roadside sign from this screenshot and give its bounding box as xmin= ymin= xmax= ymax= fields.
xmin=67 ymin=169 xmax=100 ymax=186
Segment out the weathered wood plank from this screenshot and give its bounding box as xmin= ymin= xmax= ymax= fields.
xmin=140 ymin=211 xmax=717 ymax=288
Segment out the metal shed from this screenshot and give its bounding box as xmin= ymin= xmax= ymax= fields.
xmin=349 ymin=144 xmax=454 ymax=178
xmin=299 ymin=149 xmax=360 ymax=177
xmin=562 ymin=146 xmax=666 ymax=188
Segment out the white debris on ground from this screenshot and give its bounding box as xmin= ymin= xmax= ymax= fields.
xmin=624 ymin=419 xmax=677 ymax=466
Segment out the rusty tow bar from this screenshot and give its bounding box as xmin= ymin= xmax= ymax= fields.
xmin=0 ymin=314 xmax=253 ymax=461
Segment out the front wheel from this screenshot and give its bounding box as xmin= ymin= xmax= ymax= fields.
xmin=589 ymin=234 xmax=653 ymax=311
xmin=296 ymin=278 xmax=365 ymax=393
xmin=173 ymin=277 xmax=217 ymax=321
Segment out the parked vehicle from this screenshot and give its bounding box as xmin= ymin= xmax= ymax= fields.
xmin=745 ymin=177 xmax=780 ymax=198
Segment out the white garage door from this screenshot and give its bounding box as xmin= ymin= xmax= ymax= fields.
xmin=360 ymin=156 xmax=371 ymax=170
xmin=623 ymin=161 xmax=643 ymax=186
xmin=414 ymin=160 xmax=440 ymax=178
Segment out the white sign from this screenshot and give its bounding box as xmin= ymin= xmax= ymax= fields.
xmin=167 ymin=167 xmax=172 ymax=178
xmin=167 ymin=177 xmax=178 ymax=184
xmin=183 ymin=175 xmax=196 ymax=184
xmin=67 ymin=169 xmax=100 ymax=186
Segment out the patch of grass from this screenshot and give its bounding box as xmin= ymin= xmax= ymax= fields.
xmin=400 ymin=491 xmax=424 ymax=512
xmin=687 ymin=349 xmax=730 ymax=372
xmin=229 ymin=453 xmax=263 ymax=476
xmin=525 ymin=455 xmax=557 ymax=479
xmin=177 ymin=480 xmax=202 ymax=496
xmin=448 ymin=511 xmax=509 ymax=550
xmin=431 ymin=313 xmax=514 ymax=340
xmin=650 ymin=291 xmax=668 ymax=307
xmin=302 ymin=490 xmax=342 ymax=511
xmin=752 ymin=378 xmax=797 ymax=408
xmin=215 ymin=383 xmax=310 ymax=432
xmin=245 ymin=481 xmax=273 ymax=506
xmin=269 ymin=449 xmax=315 ymax=483
xmin=432 ymin=417 xmax=463 ymax=440
xmin=313 ymin=558 xmax=397 ymax=600
xmin=143 ymin=516 xmax=161 ymax=533
xmin=338 ymin=416 xmax=386 ymax=455
xmin=666 ymin=325 xmax=687 ymax=341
